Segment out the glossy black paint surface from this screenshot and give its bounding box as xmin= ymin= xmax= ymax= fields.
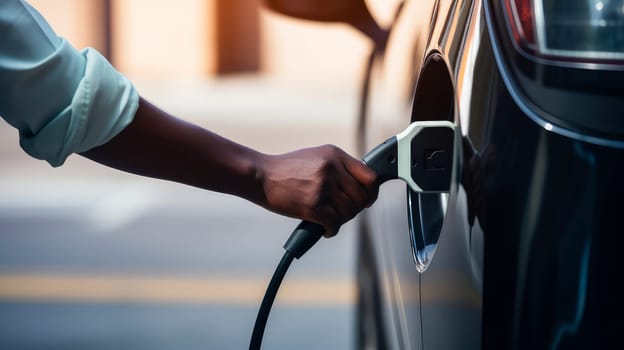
xmin=474 ymin=20 xmax=624 ymax=350
xmin=356 ymin=0 xmax=624 ymax=349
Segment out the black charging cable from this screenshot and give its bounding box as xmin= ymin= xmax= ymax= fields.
xmin=248 ymin=251 xmax=292 ymax=350
xmin=249 ymin=221 xmax=324 ymax=350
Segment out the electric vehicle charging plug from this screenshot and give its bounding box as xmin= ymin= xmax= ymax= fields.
xmin=250 ymin=120 xmax=456 ymax=350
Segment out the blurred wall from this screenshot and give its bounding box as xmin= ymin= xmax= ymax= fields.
xmin=260 ymin=0 xmax=401 ymax=83
xmin=111 ymin=0 xmax=217 ymax=78
xmin=260 ymin=12 xmax=369 ymax=84
xmin=113 ymin=0 xmax=261 ymax=77
xmin=29 ymin=0 xmax=261 ymax=78
xmin=27 ymin=0 xmax=110 ymax=55
xmin=26 ymin=0 xmax=398 ymax=84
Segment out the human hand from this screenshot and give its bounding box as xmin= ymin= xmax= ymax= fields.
xmin=258 ymin=145 xmax=378 ymax=237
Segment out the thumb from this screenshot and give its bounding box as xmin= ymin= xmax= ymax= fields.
xmin=342 ymin=155 xmax=379 ymax=205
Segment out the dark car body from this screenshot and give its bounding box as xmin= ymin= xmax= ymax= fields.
xmin=266 ymin=0 xmax=624 ymax=348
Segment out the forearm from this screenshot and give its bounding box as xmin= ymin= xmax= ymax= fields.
xmin=82 ymin=97 xmax=267 ymax=205
xmin=82 ymin=97 xmax=378 ymax=235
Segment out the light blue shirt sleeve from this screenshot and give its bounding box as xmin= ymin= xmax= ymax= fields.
xmin=0 ymin=0 xmax=139 ymax=167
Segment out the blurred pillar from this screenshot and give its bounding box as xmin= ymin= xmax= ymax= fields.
xmin=102 ymin=0 xmax=114 ymax=62
xmin=215 ymin=0 xmax=261 ymax=74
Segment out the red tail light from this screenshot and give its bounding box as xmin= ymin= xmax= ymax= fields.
xmin=503 ymin=0 xmax=624 ymax=63
xmin=505 ymin=0 xmax=536 ymax=50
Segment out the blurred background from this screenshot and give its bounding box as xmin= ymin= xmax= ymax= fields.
xmin=0 ymin=0 xmax=394 ymax=349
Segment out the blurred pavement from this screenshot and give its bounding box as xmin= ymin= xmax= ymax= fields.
xmin=0 ymin=75 xmax=363 ymax=349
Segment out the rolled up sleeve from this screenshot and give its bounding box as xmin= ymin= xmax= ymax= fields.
xmin=0 ymin=0 xmax=138 ymax=166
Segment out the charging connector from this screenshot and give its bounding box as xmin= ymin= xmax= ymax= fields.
xmin=249 ymin=120 xmax=456 ymax=350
